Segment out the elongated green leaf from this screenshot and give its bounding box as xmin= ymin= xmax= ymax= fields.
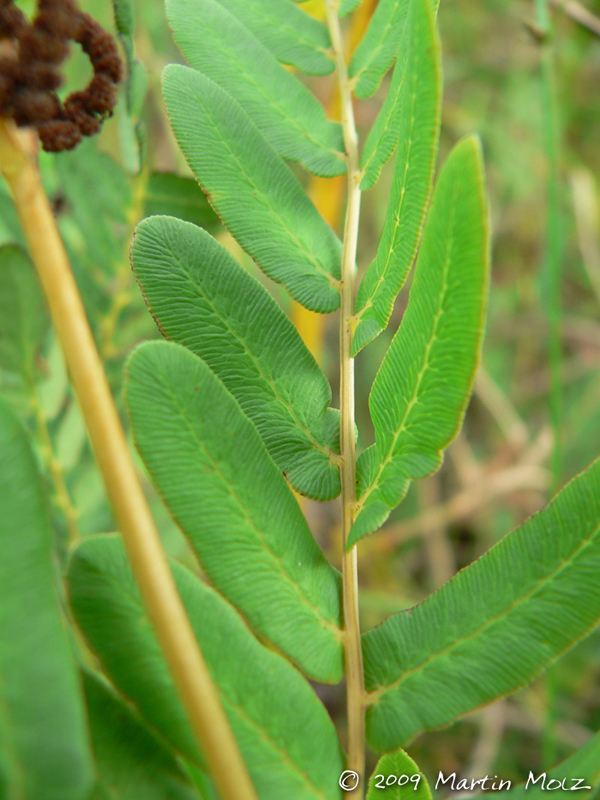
xmin=197 ymin=0 xmax=334 ymax=75
xmin=127 ymin=60 xmax=147 ymax=119
xmin=167 ymin=0 xmax=344 ymax=177
xmin=143 ymin=174 xmax=220 ymax=231
xmin=0 ymin=397 xmax=93 ymax=800
xmin=350 ymin=137 xmax=489 ymax=546
xmin=131 ymin=216 xmax=341 ymax=500
xmin=112 ymin=0 xmax=134 ymax=36
xmin=126 ymin=341 xmax=343 ymax=681
xmin=359 ymin=0 xmax=440 ymax=192
xmin=162 ymin=65 xmax=342 ymax=313
xmin=84 ymin=671 xmax=200 ymax=800
xmin=507 ymin=730 xmax=600 ymax=799
xmin=0 ymin=246 xmax=48 ymax=376
xmin=366 ymin=749 xmax=431 ymax=799
xmin=358 ymin=22 xmax=408 ymax=191
xmin=363 ymin=456 xmax=600 ymax=752
xmin=349 ymin=0 xmax=410 ymax=98
xmin=69 ymin=536 xmax=345 ymax=800
xmin=353 ymin=0 xmax=441 ymax=355
xmin=118 ymin=102 xmax=142 ymax=176
xmin=37 ymin=337 xmax=68 ymax=421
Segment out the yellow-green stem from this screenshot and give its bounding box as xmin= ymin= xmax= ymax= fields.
xmin=324 ymin=1 xmax=366 ymax=793
xmin=99 ymin=166 xmax=150 ymax=360
xmin=0 ymin=119 xmax=257 ymax=800
xmin=28 ymin=376 xmax=80 ymax=544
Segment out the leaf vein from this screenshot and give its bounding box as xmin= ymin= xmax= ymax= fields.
xmin=175 ymin=256 xmax=337 ymax=460
xmin=221 ymin=695 xmax=332 ymax=800
xmin=367 ymin=521 xmax=600 ymax=701
xmin=164 ymin=380 xmax=342 ymax=639
xmin=357 ymin=192 xmax=457 ymax=510
xmin=197 ymin=95 xmax=340 ymax=286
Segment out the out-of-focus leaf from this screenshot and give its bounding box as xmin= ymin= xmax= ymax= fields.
xmin=0 ymin=180 xmax=24 ymax=247
xmin=127 ymin=61 xmax=148 ymax=119
xmin=56 ymin=400 xmax=86 ymax=472
xmin=353 ymin=0 xmax=441 ymax=354
xmin=125 ymin=341 xmax=343 ymax=682
xmin=166 ymin=0 xmax=344 ymax=177
xmin=340 ymin=0 xmax=362 ymax=16
xmin=182 ymin=766 xmax=218 ymax=800
xmin=83 ymin=671 xmax=201 ymax=800
xmin=0 ymin=397 xmax=93 ymax=800
xmin=55 ymin=140 xmax=131 ymax=274
xmin=38 ymin=337 xmax=68 ymax=421
xmin=508 ymin=730 xmax=600 ymax=799
xmin=143 ymin=174 xmax=220 ymax=231
xmin=131 ymin=216 xmax=341 ymax=500
xmin=366 ymin=749 xmax=431 ymax=799
xmin=0 ymin=246 xmax=48 ymax=376
xmin=363 ymin=457 xmax=600 ymax=752
xmin=162 ymin=65 xmax=342 ymax=313
xmin=69 ymin=535 xmax=345 ymax=799
xmin=349 ymin=0 xmax=410 ymax=98
xmin=351 ymin=138 xmax=489 ymax=546
xmin=117 ymin=99 xmax=141 ymax=175
xmin=112 ymin=0 xmax=134 ymax=36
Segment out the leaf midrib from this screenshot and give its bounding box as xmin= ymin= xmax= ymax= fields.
xmin=234 ymin=0 xmax=331 ymax=58
xmin=352 ymin=0 xmax=407 ymax=85
xmin=355 ymin=64 xmax=420 ymax=323
xmin=366 ymin=518 xmax=600 ymax=702
xmin=356 ymin=192 xmax=457 ymax=513
xmin=154 ymin=254 xmax=336 ymax=461
xmin=92 ymin=559 xmax=335 ymax=800
xmin=359 ymin=54 xmax=407 ymax=186
xmin=158 ymin=377 xmax=343 ymax=640
xmin=221 ymin=692 xmax=334 ymax=800
xmin=192 ymin=82 xmax=340 ymax=286
xmin=179 ymin=5 xmax=343 ymax=162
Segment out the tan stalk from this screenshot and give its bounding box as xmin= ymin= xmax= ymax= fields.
xmin=323 ymin=1 xmax=366 ymax=794
xmin=549 ymin=0 xmax=600 ymax=37
xmin=0 ymin=119 xmax=257 ymax=800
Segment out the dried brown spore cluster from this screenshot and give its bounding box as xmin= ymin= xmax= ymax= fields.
xmin=0 ymin=0 xmax=122 ymax=151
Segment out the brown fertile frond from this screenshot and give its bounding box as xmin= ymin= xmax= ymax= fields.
xmin=0 ymin=0 xmax=122 ymax=151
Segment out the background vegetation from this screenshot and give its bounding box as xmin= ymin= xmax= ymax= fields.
xmin=2 ymin=0 xmax=600 ymax=785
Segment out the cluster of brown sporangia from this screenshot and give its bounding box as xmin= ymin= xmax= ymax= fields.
xmin=0 ymin=0 xmax=122 ymax=151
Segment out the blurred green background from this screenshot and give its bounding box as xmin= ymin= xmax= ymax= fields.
xmin=1 ymin=0 xmax=600 ymax=786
